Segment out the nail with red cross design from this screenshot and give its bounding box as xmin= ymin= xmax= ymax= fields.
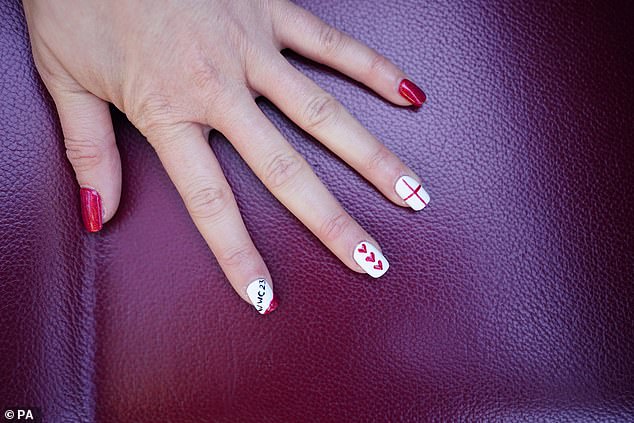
xmin=395 ymin=176 xmax=430 ymax=211
xmin=354 ymin=242 xmax=389 ymax=278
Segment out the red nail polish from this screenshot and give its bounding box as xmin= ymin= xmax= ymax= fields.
xmin=398 ymin=79 xmax=427 ymax=107
xmin=264 ymin=296 xmax=279 ymax=314
xmin=80 ymin=187 xmax=103 ymax=232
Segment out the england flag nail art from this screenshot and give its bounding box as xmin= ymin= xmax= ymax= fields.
xmin=395 ymin=176 xmax=430 ymax=211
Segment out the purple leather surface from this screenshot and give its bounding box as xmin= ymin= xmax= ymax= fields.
xmin=2 ymin=0 xmax=634 ymax=421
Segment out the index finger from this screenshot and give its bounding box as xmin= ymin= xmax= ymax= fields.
xmin=273 ymin=2 xmax=427 ymax=107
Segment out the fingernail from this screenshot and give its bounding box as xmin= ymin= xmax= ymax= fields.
xmin=353 ymin=242 xmax=389 ymax=278
xmin=80 ymin=187 xmax=103 ymax=232
xmin=395 ymin=176 xmax=430 ymax=211
xmin=247 ymin=278 xmax=277 ymax=315
xmin=398 ymin=79 xmax=426 ymax=107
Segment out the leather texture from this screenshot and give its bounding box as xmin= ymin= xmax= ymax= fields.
xmin=2 ymin=0 xmax=634 ymax=421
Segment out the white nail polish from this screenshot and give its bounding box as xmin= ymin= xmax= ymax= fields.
xmin=353 ymin=242 xmax=389 ymax=278
xmin=395 ymin=176 xmax=430 ymax=211
xmin=247 ymin=279 xmax=277 ymax=314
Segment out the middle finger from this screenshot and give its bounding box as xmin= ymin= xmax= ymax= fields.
xmin=251 ymin=54 xmax=430 ymax=212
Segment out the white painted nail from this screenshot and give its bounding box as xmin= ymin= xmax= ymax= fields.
xmin=353 ymin=242 xmax=389 ymax=278
xmin=395 ymin=176 xmax=430 ymax=211
xmin=246 ymin=279 xmax=278 ymax=315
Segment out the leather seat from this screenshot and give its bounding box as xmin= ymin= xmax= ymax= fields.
xmin=1 ymin=0 xmax=633 ymax=421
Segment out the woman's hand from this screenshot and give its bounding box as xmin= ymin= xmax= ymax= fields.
xmin=23 ymin=0 xmax=430 ymax=314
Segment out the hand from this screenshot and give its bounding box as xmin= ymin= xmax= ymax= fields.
xmin=23 ymin=0 xmax=430 ymax=314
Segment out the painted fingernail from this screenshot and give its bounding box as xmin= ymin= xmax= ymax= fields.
xmin=395 ymin=176 xmax=430 ymax=211
xmin=353 ymin=242 xmax=389 ymax=278
xmin=247 ymin=278 xmax=277 ymax=315
xmin=398 ymin=79 xmax=426 ymax=107
xmin=80 ymin=187 xmax=103 ymax=232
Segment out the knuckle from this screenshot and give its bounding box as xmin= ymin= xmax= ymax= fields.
xmin=65 ymin=137 xmax=107 ymax=171
xmin=217 ymin=246 xmax=258 ymax=268
xmin=368 ymin=53 xmax=390 ymax=76
xmin=366 ymin=144 xmax=394 ymax=173
xmin=145 ymin=123 xmax=193 ymax=157
xmin=320 ymin=212 xmax=352 ymax=243
xmin=203 ymin=86 xmax=244 ymax=128
xmin=317 ymin=24 xmax=345 ymax=57
xmin=302 ymin=94 xmax=341 ymax=130
xmin=131 ymin=92 xmax=174 ymax=136
xmin=263 ymin=151 xmax=305 ymax=189
xmin=190 ymin=52 xmax=224 ymax=94
xmin=147 ymin=131 xmax=179 ymax=156
xmin=184 ymin=183 xmax=232 ymax=221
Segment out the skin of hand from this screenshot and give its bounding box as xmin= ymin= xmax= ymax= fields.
xmin=22 ymin=0 xmax=429 ymax=314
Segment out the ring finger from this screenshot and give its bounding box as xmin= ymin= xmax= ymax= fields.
xmin=213 ymin=94 xmax=390 ymax=278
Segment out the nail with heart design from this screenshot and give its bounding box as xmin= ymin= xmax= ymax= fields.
xmin=246 ymin=278 xmax=278 ymax=315
xmin=354 ymin=242 xmax=389 ymax=278
xmin=395 ymin=176 xmax=430 ymax=211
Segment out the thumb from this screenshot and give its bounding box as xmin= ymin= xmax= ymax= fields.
xmin=51 ymin=88 xmax=122 ymax=232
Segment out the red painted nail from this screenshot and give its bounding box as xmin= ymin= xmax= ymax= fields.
xmin=398 ymin=79 xmax=426 ymax=107
xmin=80 ymin=187 xmax=103 ymax=232
xmin=264 ymin=296 xmax=279 ymax=314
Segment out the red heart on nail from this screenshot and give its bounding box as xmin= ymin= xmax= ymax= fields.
xmin=374 ymin=260 xmax=383 ymax=271
xmin=357 ymin=244 xmax=367 ymax=253
xmin=365 ymin=252 xmax=375 ymax=262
